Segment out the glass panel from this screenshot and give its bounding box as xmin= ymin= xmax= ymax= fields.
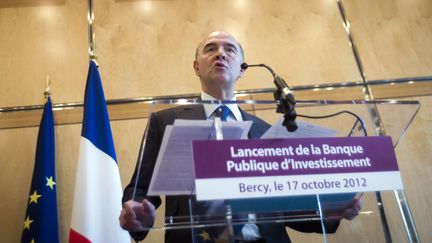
xmin=128 ymin=99 xmax=419 ymax=243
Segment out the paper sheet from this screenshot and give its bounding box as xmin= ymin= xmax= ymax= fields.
xmin=148 ymin=119 xmax=252 ymax=195
xmin=261 ymin=118 xmax=338 ymax=138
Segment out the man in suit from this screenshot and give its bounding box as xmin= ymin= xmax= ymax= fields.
xmin=120 ymin=31 xmax=361 ymax=243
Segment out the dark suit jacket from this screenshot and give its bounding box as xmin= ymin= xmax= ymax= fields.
xmin=123 ymin=104 xmax=339 ymax=243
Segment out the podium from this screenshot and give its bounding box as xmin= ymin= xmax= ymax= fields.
xmin=135 ymin=99 xmax=420 ymax=243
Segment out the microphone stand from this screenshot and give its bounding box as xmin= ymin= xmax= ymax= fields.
xmin=242 ymin=63 xmax=297 ymax=132
xmin=273 ymin=75 xmax=298 ymax=132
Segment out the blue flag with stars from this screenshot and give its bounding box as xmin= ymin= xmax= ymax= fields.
xmin=21 ymin=97 xmax=59 ymax=243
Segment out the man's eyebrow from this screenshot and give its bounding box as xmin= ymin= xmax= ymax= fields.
xmin=224 ymin=43 xmax=238 ymax=50
xmin=202 ymin=42 xmax=238 ymax=51
xmin=202 ymin=42 xmax=217 ymax=50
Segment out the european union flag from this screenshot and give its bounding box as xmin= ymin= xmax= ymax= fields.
xmin=21 ymin=97 xmax=59 ymax=243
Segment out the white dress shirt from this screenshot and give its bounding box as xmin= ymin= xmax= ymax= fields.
xmin=200 ymin=92 xmax=243 ymax=122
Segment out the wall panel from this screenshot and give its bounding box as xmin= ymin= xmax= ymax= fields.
xmin=0 ymin=0 xmax=88 ymax=107
xmin=0 ymin=0 xmax=431 ymax=242
xmin=344 ymin=0 xmax=432 ymax=80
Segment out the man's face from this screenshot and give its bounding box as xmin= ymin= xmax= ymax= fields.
xmin=193 ymin=32 xmax=244 ymax=91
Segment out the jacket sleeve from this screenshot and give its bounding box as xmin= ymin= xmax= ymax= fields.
xmin=122 ymin=113 xmax=164 ymax=241
xmin=286 ymin=219 xmax=340 ymax=233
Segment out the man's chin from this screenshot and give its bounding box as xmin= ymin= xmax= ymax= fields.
xmin=210 ymin=73 xmax=233 ymax=83
xmin=213 ymin=78 xmax=234 ymax=85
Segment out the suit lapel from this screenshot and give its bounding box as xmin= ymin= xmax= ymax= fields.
xmin=241 ymin=110 xmax=269 ymax=139
xmin=176 ymin=104 xmax=206 ymax=120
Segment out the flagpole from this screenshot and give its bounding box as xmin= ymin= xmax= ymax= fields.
xmin=87 ymin=0 xmax=97 ymax=64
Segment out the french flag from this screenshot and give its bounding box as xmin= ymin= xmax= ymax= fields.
xmin=69 ymin=61 xmax=130 ymax=243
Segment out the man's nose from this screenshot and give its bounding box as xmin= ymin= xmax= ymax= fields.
xmin=215 ymin=47 xmax=226 ymax=59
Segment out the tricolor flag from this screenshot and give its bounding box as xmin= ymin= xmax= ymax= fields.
xmin=21 ymin=97 xmax=59 ymax=243
xmin=69 ymin=61 xmax=130 ymax=243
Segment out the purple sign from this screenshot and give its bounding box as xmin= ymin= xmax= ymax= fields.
xmin=192 ymin=136 xmax=399 ymax=179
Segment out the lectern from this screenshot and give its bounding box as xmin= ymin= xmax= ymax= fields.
xmin=138 ymin=99 xmax=419 ymax=243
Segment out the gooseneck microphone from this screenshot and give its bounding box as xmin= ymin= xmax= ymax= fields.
xmin=241 ymin=62 xmax=298 ymax=132
xmin=241 ymin=63 xmax=292 ymax=98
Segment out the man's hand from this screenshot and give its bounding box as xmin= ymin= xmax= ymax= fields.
xmin=325 ymin=196 xmax=363 ymax=221
xmin=119 ymin=199 xmax=156 ymax=232
xmin=339 ymin=196 xmax=362 ymax=220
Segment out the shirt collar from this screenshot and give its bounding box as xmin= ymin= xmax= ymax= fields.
xmin=200 ymin=92 xmax=243 ymax=121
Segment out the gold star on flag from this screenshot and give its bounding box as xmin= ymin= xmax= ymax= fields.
xmin=29 ymin=190 xmax=42 ymax=204
xmin=46 ymin=176 xmax=56 ymax=190
xmin=23 ymin=216 xmax=33 ymax=230
xmin=199 ymin=230 xmax=212 ymax=242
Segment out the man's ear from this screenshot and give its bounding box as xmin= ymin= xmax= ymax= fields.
xmin=193 ymin=60 xmax=200 ymax=77
xmin=238 ymin=66 xmax=245 ymax=79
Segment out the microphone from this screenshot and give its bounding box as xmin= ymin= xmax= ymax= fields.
xmin=241 ymin=63 xmax=293 ymax=98
xmin=241 ymin=62 xmax=297 ymax=132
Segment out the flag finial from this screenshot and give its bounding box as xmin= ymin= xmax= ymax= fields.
xmin=44 ymin=74 xmax=51 ymax=99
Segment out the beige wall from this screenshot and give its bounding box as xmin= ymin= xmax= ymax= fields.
xmin=0 ymin=0 xmax=431 ymax=242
